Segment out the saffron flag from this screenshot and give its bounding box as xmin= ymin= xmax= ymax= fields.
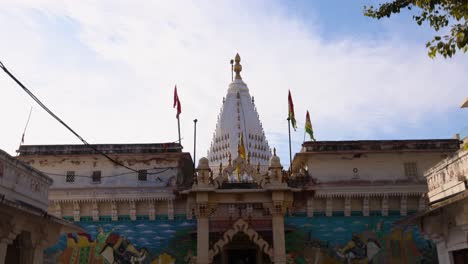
xmin=305 ymin=111 xmax=315 ymax=141
xmin=173 ymin=86 xmax=181 ymax=118
xmin=238 ymin=133 xmax=246 ymax=159
xmin=288 ymin=90 xmax=297 ymax=131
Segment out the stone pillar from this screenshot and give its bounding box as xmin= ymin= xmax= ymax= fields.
xmin=53 ymin=202 xmax=62 ymax=218
xmin=197 ymin=203 xmax=209 ymax=264
xmin=130 ymin=200 xmax=136 ymax=221
xmin=381 ymin=195 xmax=388 ymax=216
xmin=363 ymin=196 xmax=369 ymax=216
xmin=148 ymin=201 xmax=156 ymax=221
xmin=168 ymin=199 xmax=174 ymax=220
xmin=92 ymin=201 xmax=99 ymax=221
xmin=432 ymin=236 xmax=453 ymax=264
xmin=0 ymin=238 xmax=12 ymax=264
xmin=272 ymin=201 xmax=286 ymax=264
xmin=418 ymin=194 xmax=427 ymax=212
xmin=111 ymin=201 xmax=118 ymax=221
xmin=325 ymin=197 xmax=333 ymax=217
xmin=73 ymin=202 xmax=80 ymax=222
xmin=186 ymin=199 xmax=193 ymax=220
xmin=306 ymin=197 xmax=314 ymax=217
xmin=31 ymin=245 xmax=45 ymax=264
xmin=344 ymin=197 xmax=351 ymax=217
xmin=400 ymin=195 xmax=407 ymax=216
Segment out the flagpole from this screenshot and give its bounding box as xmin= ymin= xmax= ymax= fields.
xmin=193 ymin=119 xmax=198 ymax=171
xmin=287 ymin=117 xmax=292 ymax=173
xmin=303 ymin=123 xmax=306 ymax=143
xmin=17 ymin=106 xmax=33 ymax=154
xmin=177 ymin=116 xmax=181 ymax=146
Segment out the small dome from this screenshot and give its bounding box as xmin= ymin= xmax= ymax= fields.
xmin=269 ymin=148 xmax=282 ymax=168
xmin=197 ymin=157 xmax=210 ymax=170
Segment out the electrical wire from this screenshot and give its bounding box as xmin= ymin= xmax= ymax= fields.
xmin=0 ymin=60 xmax=181 ymax=176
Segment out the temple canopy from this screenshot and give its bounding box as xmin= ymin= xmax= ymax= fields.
xmin=207 ymin=54 xmax=271 ymax=173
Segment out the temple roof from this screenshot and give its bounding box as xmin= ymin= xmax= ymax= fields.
xmin=207 ymin=54 xmax=271 ymax=171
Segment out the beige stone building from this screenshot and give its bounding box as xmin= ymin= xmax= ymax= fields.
xmin=11 ymin=55 xmax=464 ymax=263
xmin=0 ymin=149 xmax=81 ymax=264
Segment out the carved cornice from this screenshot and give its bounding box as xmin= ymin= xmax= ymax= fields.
xmin=49 ymin=187 xmax=174 ymax=203
xmin=312 ymin=184 xmax=427 ymax=198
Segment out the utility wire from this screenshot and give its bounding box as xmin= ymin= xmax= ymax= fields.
xmin=0 ymin=60 xmax=179 ymax=176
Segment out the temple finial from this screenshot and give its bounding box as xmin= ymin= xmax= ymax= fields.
xmin=234 ymin=53 xmax=242 ymax=80
xmin=273 ymin=147 xmax=276 ymax=156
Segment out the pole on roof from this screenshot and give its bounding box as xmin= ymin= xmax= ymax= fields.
xmin=193 ymin=119 xmax=198 ymax=170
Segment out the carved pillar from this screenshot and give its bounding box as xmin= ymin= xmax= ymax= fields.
xmin=418 ymin=194 xmax=427 ymax=212
xmin=30 ymin=225 xmax=48 ymax=264
xmin=0 ymin=218 xmax=21 ymax=263
xmin=431 ymin=235 xmax=451 ymax=264
xmin=168 ymin=199 xmax=174 ymax=220
xmin=325 ymin=197 xmax=333 ymax=217
xmin=0 ymin=237 xmax=15 ymax=264
xmin=92 ymin=201 xmax=99 ymax=221
xmin=111 ymin=201 xmax=118 ymax=221
xmin=400 ymin=195 xmax=407 ymax=216
xmin=272 ymin=200 xmax=286 ymax=264
xmin=306 ymin=197 xmax=314 ymax=217
xmin=363 ymin=196 xmax=369 ymax=217
xmin=381 ymin=195 xmax=388 ymax=216
xmin=246 ymin=203 xmax=253 ymax=217
xmin=53 ymin=201 xmax=62 ymax=218
xmin=73 ymin=202 xmax=80 ymax=222
xmin=344 ymin=197 xmax=351 ymax=217
xmin=129 ymin=200 xmax=136 ymax=221
xmin=148 ymin=201 xmax=156 ymax=221
xmin=228 ymin=204 xmax=236 ymax=218
xmin=196 ymin=202 xmax=209 ymax=264
xmin=186 ymin=199 xmax=193 ymax=220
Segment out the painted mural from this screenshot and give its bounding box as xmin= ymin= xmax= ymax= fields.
xmin=45 ymin=218 xmax=196 ymax=264
xmin=285 ymin=215 xmax=437 ymax=264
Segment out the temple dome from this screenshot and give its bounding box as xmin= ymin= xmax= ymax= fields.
xmin=207 ymin=54 xmax=271 ymax=174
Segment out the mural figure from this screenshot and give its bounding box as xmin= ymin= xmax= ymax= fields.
xmin=46 ymin=219 xmax=196 ymax=264
xmin=285 ymin=216 xmax=437 ymax=264
xmin=100 ymin=233 xmax=149 ymax=264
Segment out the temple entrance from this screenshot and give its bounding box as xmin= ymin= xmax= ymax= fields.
xmin=227 ymin=248 xmax=257 ymax=264
xmin=212 ymin=233 xmax=271 ymax=264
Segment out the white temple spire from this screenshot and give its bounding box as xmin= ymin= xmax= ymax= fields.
xmin=207 ymin=54 xmax=271 ymax=173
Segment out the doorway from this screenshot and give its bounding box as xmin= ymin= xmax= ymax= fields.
xmin=227 ymin=248 xmax=257 ymax=264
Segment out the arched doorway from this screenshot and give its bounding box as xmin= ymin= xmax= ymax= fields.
xmin=212 ymin=232 xmax=271 ymax=264
xmin=209 ymin=219 xmax=273 ymax=264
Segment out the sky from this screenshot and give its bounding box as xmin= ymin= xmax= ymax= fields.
xmin=0 ymin=0 xmax=467 ymax=167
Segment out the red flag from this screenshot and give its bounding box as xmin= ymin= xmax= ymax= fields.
xmin=173 ymin=86 xmax=181 ymax=118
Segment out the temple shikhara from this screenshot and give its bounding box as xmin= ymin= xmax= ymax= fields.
xmin=1 ymin=54 xmax=467 ymax=264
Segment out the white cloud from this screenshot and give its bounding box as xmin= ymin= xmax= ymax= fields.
xmin=0 ymin=0 xmax=466 ymax=166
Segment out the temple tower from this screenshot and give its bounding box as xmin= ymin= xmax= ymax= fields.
xmin=207 ymin=54 xmax=271 ymax=173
